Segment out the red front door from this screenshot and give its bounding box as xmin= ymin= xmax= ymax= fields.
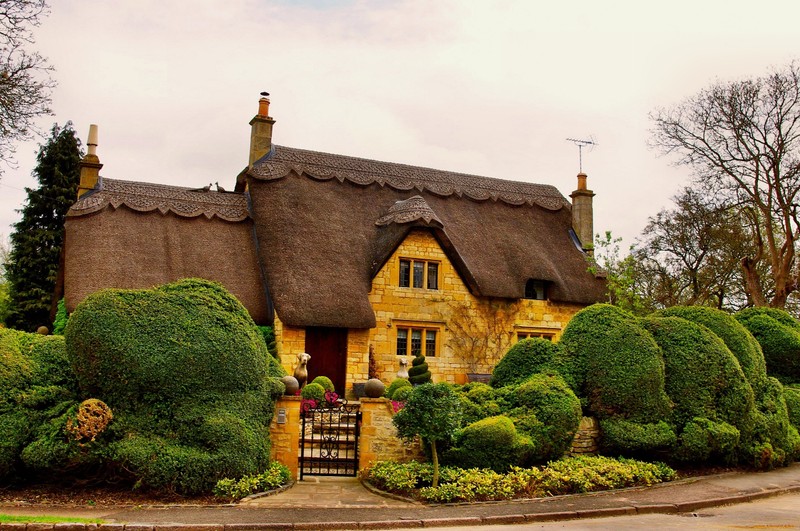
xmin=304 ymin=327 xmax=348 ymax=394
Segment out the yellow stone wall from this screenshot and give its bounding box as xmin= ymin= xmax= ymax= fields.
xmin=269 ymin=396 xmax=301 ymax=479
xmin=359 ymin=398 xmax=424 ymax=469
xmin=273 ymin=229 xmax=585 ymax=390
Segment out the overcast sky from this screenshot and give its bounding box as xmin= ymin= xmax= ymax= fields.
xmin=0 ymin=0 xmax=798 ymax=252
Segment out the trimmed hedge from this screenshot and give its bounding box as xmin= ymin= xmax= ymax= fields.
xmin=676 ymin=417 xmax=740 ymax=464
xmin=736 ymin=307 xmax=800 ymax=383
xmin=785 ymin=386 xmax=800 ymax=430
xmin=310 ymin=376 xmax=335 ymax=392
xmin=641 ymin=316 xmax=755 ymax=432
xmin=558 ymin=304 xmax=670 ymax=422
xmin=64 ymin=278 xmax=284 ymax=493
xmin=443 ymin=415 xmax=532 ymax=472
xmin=658 ymin=306 xmax=767 ymax=387
xmin=490 ymin=338 xmax=560 ymax=388
xmin=385 ymin=378 xmax=411 ymax=399
xmin=600 ymin=418 xmax=677 ymax=455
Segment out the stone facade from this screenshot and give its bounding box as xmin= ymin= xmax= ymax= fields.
xmin=274 ymin=229 xmax=584 ymax=393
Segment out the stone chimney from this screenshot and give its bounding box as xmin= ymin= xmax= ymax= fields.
xmin=77 ymin=124 xmax=103 ymax=198
xmin=570 ymin=172 xmax=594 ymax=255
xmin=249 ymin=92 xmax=275 ymax=167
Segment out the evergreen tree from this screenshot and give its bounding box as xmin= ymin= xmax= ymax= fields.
xmin=4 ymin=122 xmax=81 ymax=331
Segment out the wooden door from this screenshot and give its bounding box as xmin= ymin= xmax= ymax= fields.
xmin=305 ymin=327 xmax=348 ymax=394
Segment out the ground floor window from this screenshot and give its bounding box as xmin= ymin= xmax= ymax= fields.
xmin=396 ymin=325 xmax=439 ymax=357
xmin=516 ymin=330 xmax=555 ymax=342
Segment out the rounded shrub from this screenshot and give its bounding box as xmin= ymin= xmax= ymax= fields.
xmin=443 ymin=415 xmax=532 ymax=472
xmin=385 ymin=378 xmax=412 ymax=399
xmin=310 ymin=376 xmax=335 ymax=392
xmin=676 ymin=417 xmax=740 ymax=464
xmin=300 ymin=383 xmax=326 ymax=402
xmin=785 ymin=386 xmax=800 ymax=430
xmin=736 ymin=307 xmax=800 ymax=383
xmin=490 ymin=338 xmax=560 ymax=388
xmin=408 ymin=353 xmax=432 ymax=385
xmin=599 ymin=418 xmax=676 ymax=456
xmin=658 ymin=306 xmax=767 ymax=387
xmin=504 ymin=373 xmax=582 ymax=462
xmin=392 ymin=386 xmax=412 ymax=403
xmin=558 ymin=304 xmax=670 ymax=422
xmin=641 ymin=316 xmax=755 ymax=433
xmin=454 ymin=383 xmax=502 ymax=426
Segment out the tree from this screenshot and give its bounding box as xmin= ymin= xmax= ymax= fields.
xmin=4 ymin=122 xmax=80 ymax=331
xmin=589 ymin=231 xmax=651 ymax=315
xmin=392 ymin=383 xmax=461 ymax=487
xmin=0 ymin=234 xmax=9 ymax=324
xmin=650 ymin=62 xmax=800 ymax=308
xmin=0 ymin=0 xmax=53 ymax=172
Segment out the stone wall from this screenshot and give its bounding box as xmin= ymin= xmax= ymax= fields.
xmin=269 ymin=396 xmax=301 ymax=479
xmin=569 ymin=416 xmax=600 ymax=456
xmin=359 ymin=398 xmax=424 ymax=469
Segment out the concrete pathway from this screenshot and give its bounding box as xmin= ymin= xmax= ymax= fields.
xmin=240 ymin=476 xmax=414 ymax=508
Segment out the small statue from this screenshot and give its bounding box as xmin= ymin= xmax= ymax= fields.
xmin=294 ymin=352 xmax=311 ymax=388
xmin=398 ymin=357 xmax=409 ymax=379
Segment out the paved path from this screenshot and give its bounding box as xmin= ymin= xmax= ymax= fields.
xmin=2 ymin=464 xmax=800 ymax=529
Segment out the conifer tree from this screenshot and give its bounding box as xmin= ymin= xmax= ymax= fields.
xmin=4 ymin=122 xmax=81 ymax=330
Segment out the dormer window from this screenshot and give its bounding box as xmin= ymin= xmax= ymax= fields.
xmin=524 ymin=279 xmax=547 ymax=300
xmin=399 ymin=259 xmax=439 ymax=290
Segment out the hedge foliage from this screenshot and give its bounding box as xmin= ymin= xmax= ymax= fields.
xmin=489 ymin=338 xmax=559 ymax=388
xmin=60 ymin=278 xmax=284 ymax=493
xmin=443 ymin=415 xmax=532 ymax=472
xmin=736 ymin=307 xmax=800 ymax=383
xmin=558 ymin=304 xmax=670 ymax=422
xmin=385 ymin=378 xmax=412 ymax=399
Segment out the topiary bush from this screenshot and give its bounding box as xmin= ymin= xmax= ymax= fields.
xmin=310 ymin=376 xmax=335 ymax=392
xmin=641 ymin=316 xmax=755 ymax=434
xmin=490 ymin=338 xmax=560 ymax=388
xmin=64 ymin=278 xmax=284 ymax=494
xmin=785 ymin=386 xmax=800 ymax=430
xmin=385 ymin=378 xmax=412 ymax=399
xmin=736 ymin=307 xmax=800 ymax=383
xmin=408 ymin=352 xmax=432 ymax=385
xmin=558 ymin=304 xmax=671 ymax=422
xmin=443 ymin=415 xmax=533 ymax=473
xmin=675 ymin=417 xmax=740 ymax=464
xmin=392 ymin=386 xmax=412 ymax=403
xmin=301 ymin=382 xmax=326 ymax=402
xmin=599 ymin=418 xmax=677 ymax=456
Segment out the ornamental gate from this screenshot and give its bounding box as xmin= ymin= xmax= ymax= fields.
xmin=299 ymin=400 xmax=362 ymax=478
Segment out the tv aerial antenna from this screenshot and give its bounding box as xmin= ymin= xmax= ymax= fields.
xmin=566 ymin=136 xmax=598 ymax=173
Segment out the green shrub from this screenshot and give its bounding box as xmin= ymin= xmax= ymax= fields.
xmin=737 ymin=307 xmax=800 ymax=383
xmin=64 ymin=278 xmax=283 ymax=493
xmin=676 ymin=417 xmax=739 ymax=463
xmin=213 ymin=461 xmax=291 ymax=501
xmin=558 ymin=304 xmax=671 ymax=422
xmin=490 ymin=338 xmax=560 ymax=388
xmin=408 ymin=353 xmax=431 ymax=385
xmin=659 ymin=306 xmax=767 ymax=387
xmin=257 ymin=326 xmax=279 ymax=360
xmin=538 ymin=455 xmax=676 ymax=496
xmin=444 ymin=416 xmax=532 ymax=472
xmin=600 ymin=418 xmax=676 ymax=456
xmin=785 ymin=386 xmax=800 ymax=429
xmin=392 ymin=386 xmax=412 ymax=403
xmin=52 ymin=299 xmax=68 ymax=335
xmin=504 ymin=373 xmax=581 ymax=463
xmin=301 ymin=383 xmax=325 ymax=401
xmin=385 ymin=378 xmax=412 ymax=399
xmin=641 ymin=316 xmax=755 ymax=434
xmin=310 ymin=376 xmax=334 ymax=392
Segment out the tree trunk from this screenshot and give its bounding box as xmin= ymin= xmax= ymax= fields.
xmin=741 ymin=257 xmax=768 ymax=306
xmin=431 ymin=440 xmax=440 ymax=488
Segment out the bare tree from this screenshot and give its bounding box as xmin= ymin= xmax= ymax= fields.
xmin=0 ymin=0 xmax=53 ymax=174
xmin=650 ymin=62 xmax=800 ymax=308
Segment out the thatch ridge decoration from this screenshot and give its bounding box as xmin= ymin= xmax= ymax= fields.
xmin=376 ymin=195 xmax=443 ymax=227
xmin=67 ymin=178 xmax=250 ymax=222
xmin=250 ymin=145 xmax=568 ymax=211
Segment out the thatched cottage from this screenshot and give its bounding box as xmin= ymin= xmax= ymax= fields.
xmin=64 ymin=96 xmax=606 ymax=395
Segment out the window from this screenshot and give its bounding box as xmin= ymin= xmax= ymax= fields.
xmin=524 ymin=279 xmax=546 ymax=300
xmin=517 ymin=331 xmax=555 ymax=342
xmin=399 ymin=259 xmax=440 ymax=290
xmin=396 ymin=326 xmax=438 ymax=357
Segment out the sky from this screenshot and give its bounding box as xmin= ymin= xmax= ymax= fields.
xmin=0 ymin=0 xmax=799 ymax=252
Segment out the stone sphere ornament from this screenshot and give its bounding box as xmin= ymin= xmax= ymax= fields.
xmin=281 ymin=375 xmax=299 ymax=395
xmin=364 ymin=378 xmax=386 ymax=398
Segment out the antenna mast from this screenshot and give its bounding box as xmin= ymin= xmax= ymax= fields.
xmin=566 ymin=137 xmax=597 ymax=173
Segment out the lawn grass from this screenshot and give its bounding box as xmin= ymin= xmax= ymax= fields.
xmin=0 ymin=514 xmax=106 ymax=524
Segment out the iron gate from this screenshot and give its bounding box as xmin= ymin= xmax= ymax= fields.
xmin=299 ymin=399 xmax=361 ymax=478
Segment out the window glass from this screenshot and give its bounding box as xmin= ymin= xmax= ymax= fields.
xmin=411 ymin=329 xmax=422 ymax=356
xmin=425 ymin=329 xmax=437 ymax=356
xmin=397 ymin=328 xmax=408 ymax=356
xmin=427 ymin=262 xmax=439 ymax=290
xmin=413 ymin=261 xmax=425 ymax=288
xmin=524 ymin=279 xmax=546 ymax=300
xmin=399 ymin=260 xmax=411 ymax=287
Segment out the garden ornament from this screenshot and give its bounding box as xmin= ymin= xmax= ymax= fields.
xmin=398 ymin=357 xmax=409 ymax=379
xmin=294 ymin=352 xmax=311 ymax=388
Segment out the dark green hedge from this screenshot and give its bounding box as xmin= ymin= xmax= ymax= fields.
xmin=785 ymin=386 xmax=800 ymax=430
xmin=443 ymin=415 xmax=533 ymax=473
xmin=558 ymin=304 xmax=670 ymax=423
xmin=490 ymin=338 xmax=560 ymax=388
xmin=736 ymin=307 xmax=800 ymax=383
xmin=641 ymin=316 xmax=755 ymax=434
xmin=600 ymin=418 xmax=676 ymax=456
xmin=676 ymin=417 xmax=740 ymax=464
xmin=658 ymin=306 xmax=767 ymax=387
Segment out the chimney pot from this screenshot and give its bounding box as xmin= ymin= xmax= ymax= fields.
xmin=87 ymin=124 xmax=98 ymax=156
xmin=249 ymin=93 xmax=276 ymax=167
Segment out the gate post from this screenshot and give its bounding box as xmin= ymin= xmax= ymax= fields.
xmin=270 ymin=396 xmax=301 ymax=479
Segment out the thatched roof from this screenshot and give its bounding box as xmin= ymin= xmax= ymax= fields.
xmin=64 ymin=177 xmax=270 ymax=324
xmin=245 ymin=145 xmax=606 ymax=329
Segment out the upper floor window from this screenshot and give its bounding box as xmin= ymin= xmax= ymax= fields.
xmin=517 ymin=331 xmax=554 ymax=342
xmin=399 ymin=259 xmax=439 ymax=290
xmin=524 ymin=279 xmax=547 ymax=300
